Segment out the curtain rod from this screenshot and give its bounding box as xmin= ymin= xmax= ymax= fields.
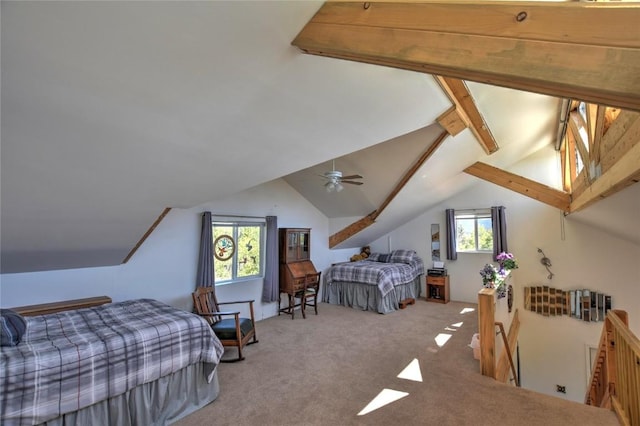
xmin=455 ymin=208 xmax=491 ymax=214
xmin=212 ymin=214 xmax=265 ymax=220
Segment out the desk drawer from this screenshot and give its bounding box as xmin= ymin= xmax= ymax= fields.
xmin=427 ymin=276 xmax=447 ymax=285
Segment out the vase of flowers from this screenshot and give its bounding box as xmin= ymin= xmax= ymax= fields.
xmin=479 ymin=252 xmax=518 ymax=299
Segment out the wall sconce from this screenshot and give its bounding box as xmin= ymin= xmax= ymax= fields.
xmin=537 ymin=248 xmax=554 ymax=280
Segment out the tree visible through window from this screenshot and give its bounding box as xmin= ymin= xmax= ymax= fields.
xmin=455 ymin=211 xmax=493 ymax=252
xmin=213 ymin=221 xmax=264 ymax=284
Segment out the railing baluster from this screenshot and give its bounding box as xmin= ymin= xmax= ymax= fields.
xmin=586 ymin=310 xmax=638 ymax=426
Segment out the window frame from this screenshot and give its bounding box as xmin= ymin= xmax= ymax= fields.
xmin=212 ymin=219 xmax=265 ymax=285
xmin=454 ymin=209 xmax=493 ymax=253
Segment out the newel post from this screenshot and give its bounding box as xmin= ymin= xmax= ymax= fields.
xmin=478 ymin=287 xmax=497 ymax=378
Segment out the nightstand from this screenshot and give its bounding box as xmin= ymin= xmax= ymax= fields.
xmin=426 ymin=275 xmax=450 ymax=304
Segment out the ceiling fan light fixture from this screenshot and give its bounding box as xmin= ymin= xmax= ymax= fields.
xmin=320 ymin=159 xmax=363 ymax=192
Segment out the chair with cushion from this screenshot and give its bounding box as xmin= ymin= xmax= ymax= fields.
xmin=192 ymin=286 xmax=258 ymax=362
xmin=298 ymin=272 xmax=321 ymax=319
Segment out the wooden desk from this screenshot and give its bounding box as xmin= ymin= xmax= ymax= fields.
xmin=11 ymin=296 xmax=112 ymax=316
xmin=279 ymin=260 xmax=320 ymax=319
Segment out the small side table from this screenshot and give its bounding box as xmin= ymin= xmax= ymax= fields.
xmin=426 ymin=275 xmax=450 ymax=304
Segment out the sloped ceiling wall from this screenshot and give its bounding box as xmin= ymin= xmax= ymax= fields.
xmin=2 ymin=2 xmax=637 ymax=274
xmin=1 ymin=2 xmax=447 ymax=273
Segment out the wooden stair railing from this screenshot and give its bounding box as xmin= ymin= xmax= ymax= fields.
xmin=585 ymin=310 xmax=639 ymax=426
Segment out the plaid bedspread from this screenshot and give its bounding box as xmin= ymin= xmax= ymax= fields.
xmin=0 ymin=298 xmax=224 ymax=425
xmin=328 ymin=259 xmax=424 ymax=297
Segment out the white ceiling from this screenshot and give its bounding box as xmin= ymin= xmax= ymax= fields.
xmin=1 ymin=2 xmax=637 ymax=273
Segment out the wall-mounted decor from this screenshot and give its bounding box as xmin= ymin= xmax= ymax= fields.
xmin=431 ymin=224 xmax=440 ymax=261
xmin=524 ymin=286 xmax=612 ymax=322
xmin=537 ymin=248 xmax=554 ymax=279
xmin=214 ymin=234 xmax=235 ymax=261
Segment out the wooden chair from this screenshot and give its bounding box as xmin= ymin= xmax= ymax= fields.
xmin=299 ymin=272 xmax=321 ymax=319
xmin=192 ymin=286 xmax=258 ymax=362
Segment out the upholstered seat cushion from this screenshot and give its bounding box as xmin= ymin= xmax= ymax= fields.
xmin=0 ymin=309 xmax=27 ymax=346
xmin=212 ymin=318 xmax=253 ymax=340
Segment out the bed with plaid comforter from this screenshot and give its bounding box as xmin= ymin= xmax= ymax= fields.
xmin=328 ymin=258 xmax=424 ymax=297
xmin=0 ymin=298 xmax=224 ymax=425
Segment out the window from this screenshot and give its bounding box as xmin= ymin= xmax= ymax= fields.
xmin=455 ymin=210 xmax=493 ymax=252
xmin=213 ymin=220 xmax=264 ymax=284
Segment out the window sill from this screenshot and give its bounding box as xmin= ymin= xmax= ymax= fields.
xmin=215 ymin=276 xmax=264 ymax=287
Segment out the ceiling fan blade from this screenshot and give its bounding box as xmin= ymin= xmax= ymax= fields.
xmin=341 ymin=174 xmax=363 ymax=180
xmin=342 ymin=180 xmax=364 ymax=185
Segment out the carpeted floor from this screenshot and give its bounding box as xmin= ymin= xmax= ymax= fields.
xmin=176 ymin=301 xmax=618 ymax=426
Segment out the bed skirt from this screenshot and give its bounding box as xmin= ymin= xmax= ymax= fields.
xmin=40 ymin=362 xmax=220 ymax=426
xmin=323 ymin=275 xmax=422 ymax=314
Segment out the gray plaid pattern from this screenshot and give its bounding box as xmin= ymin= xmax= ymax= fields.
xmin=329 ymin=258 xmax=424 ymax=297
xmin=0 ymin=299 xmax=224 ymax=425
xmin=389 ymin=249 xmax=418 ymax=264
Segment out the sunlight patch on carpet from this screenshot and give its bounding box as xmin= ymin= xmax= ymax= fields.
xmin=435 ymin=333 xmax=452 ymax=347
xmin=358 ymin=389 xmax=409 ymax=416
xmin=460 ymin=307 xmax=475 ymax=314
xmin=397 ymin=358 xmax=422 ymax=382
xmin=451 ymin=321 xmax=463 ymax=327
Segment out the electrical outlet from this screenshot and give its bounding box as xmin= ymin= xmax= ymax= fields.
xmin=556 ymin=385 xmax=566 ymax=394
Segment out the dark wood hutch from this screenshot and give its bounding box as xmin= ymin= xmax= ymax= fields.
xmin=278 ymin=228 xmax=320 ymax=319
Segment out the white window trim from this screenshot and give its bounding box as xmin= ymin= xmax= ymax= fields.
xmin=212 ymin=218 xmax=265 ymax=285
xmin=455 ymin=209 xmax=492 ymax=253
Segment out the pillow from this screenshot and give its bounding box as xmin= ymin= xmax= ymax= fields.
xmin=0 ymin=309 xmax=27 ymax=347
xmin=367 ymin=253 xmax=380 ymax=262
xmin=390 ymin=249 xmax=417 ymax=264
xmin=378 ymin=253 xmax=392 ymax=263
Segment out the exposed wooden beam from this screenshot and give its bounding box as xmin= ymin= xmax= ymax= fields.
xmin=599 ymin=110 xmax=640 ymax=159
xmin=329 ymin=211 xmax=377 ymax=248
xmin=292 ymin=2 xmax=640 ymax=111
xmin=569 ymin=111 xmax=640 ymax=211
xmin=464 ymin=162 xmax=571 ymax=212
xmin=377 ymin=129 xmax=448 ymax=216
xmin=329 ymin=130 xmax=449 ymax=247
xmin=123 ymin=208 xmax=171 ymax=263
xmin=590 ymin=104 xmax=606 ymax=165
xmin=436 ymin=76 xmax=499 ymax=154
xmin=568 ymin=111 xmax=591 ymax=182
xmin=436 ymin=106 xmax=468 ymax=137
xmin=570 ymin=137 xmax=640 ymax=212
xmin=560 ymin=138 xmax=572 ymax=193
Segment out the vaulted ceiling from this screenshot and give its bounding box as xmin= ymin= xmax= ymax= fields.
xmin=2 ymin=1 xmax=639 ymax=273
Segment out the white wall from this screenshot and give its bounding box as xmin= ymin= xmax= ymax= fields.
xmin=371 ymin=146 xmax=640 ymax=402
xmin=2 ymin=149 xmax=638 ymax=403
xmin=0 ymin=179 xmax=339 ymax=321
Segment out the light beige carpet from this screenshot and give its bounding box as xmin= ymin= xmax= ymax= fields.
xmin=176 ymin=301 xmax=618 ymax=426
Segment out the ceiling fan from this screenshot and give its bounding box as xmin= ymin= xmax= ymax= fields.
xmin=319 ymin=160 xmax=363 ymax=192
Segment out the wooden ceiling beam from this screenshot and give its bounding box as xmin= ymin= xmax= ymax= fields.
xmin=436 ymin=106 xmax=468 ymax=137
xmin=570 ymin=137 xmax=640 ymax=212
xmin=292 ymin=2 xmax=640 ymax=111
xmin=464 ymin=162 xmax=571 ymax=212
xmin=436 ymin=76 xmax=499 ymax=154
xmin=329 ymin=130 xmax=448 ymax=248
xmin=568 ymin=111 xmax=591 ymax=182
xmin=569 ymin=112 xmax=640 ymax=212
xmin=329 ymin=211 xmax=377 ymax=249
xmin=376 ymin=129 xmax=448 ymax=216
xmin=589 ymin=104 xmax=606 ymax=165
